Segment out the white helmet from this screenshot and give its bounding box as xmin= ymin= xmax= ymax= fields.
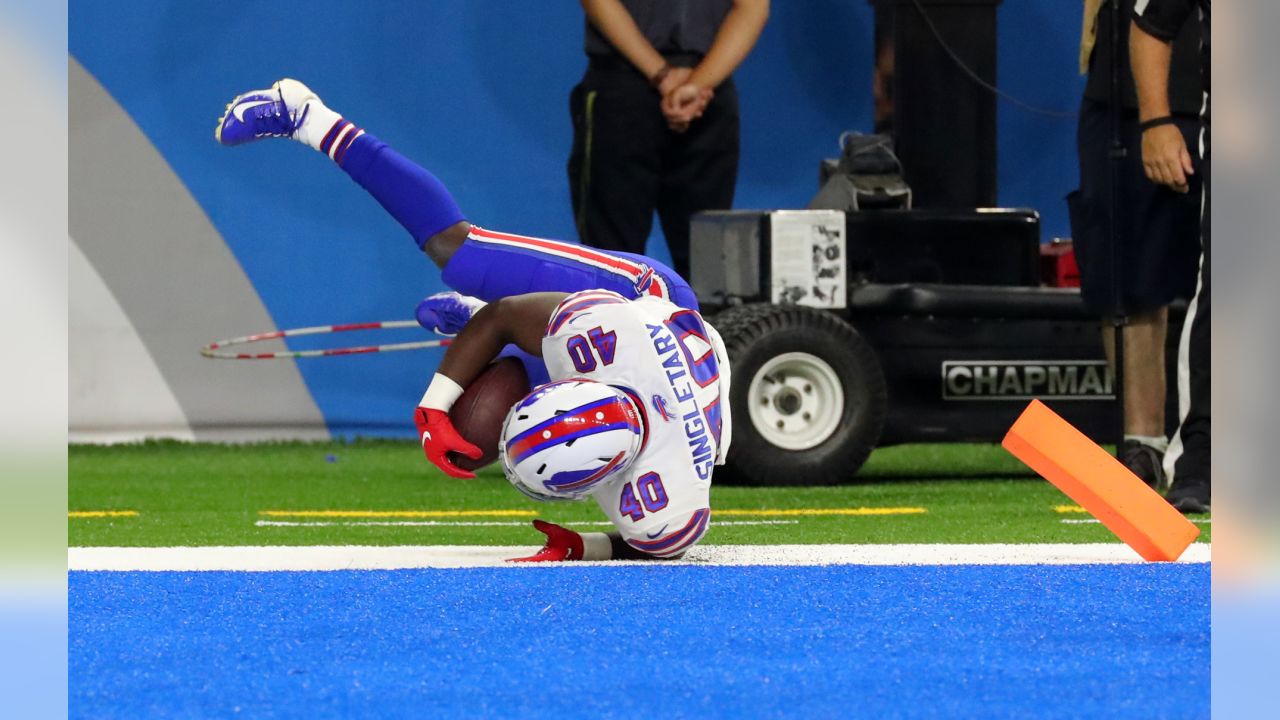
xmin=500 ymin=380 xmax=645 ymax=501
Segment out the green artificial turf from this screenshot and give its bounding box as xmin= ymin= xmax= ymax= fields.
xmin=68 ymin=440 xmax=1210 ymax=547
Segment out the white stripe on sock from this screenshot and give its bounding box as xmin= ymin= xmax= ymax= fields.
xmin=328 ymin=124 xmax=354 ymax=160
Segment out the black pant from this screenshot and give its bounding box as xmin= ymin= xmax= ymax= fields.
xmin=568 ymin=63 xmax=739 ymax=279
xmin=1171 ymin=134 xmax=1210 ymax=488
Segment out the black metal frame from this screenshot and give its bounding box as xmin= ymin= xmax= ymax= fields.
xmin=1107 ymin=0 xmax=1129 ymax=457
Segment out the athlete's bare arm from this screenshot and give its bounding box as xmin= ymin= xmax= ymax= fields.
xmin=435 ymin=292 xmax=568 ymax=387
xmin=423 ymin=220 xmax=472 ymax=268
xmin=1131 ymin=18 xmax=1193 ymax=193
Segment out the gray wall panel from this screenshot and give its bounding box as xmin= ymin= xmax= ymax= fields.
xmin=69 ymin=58 xmax=328 ymax=441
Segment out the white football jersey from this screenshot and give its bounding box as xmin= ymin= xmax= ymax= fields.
xmin=541 ymin=291 xmax=731 ymax=556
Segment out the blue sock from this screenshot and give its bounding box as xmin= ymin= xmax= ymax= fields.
xmin=326 ymin=123 xmax=464 ymax=250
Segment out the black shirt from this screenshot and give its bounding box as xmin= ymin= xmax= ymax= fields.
xmin=1086 ymin=0 xmax=1203 ymax=116
xmin=1133 ymin=0 xmax=1210 ymax=123
xmin=585 ymin=0 xmax=733 ymax=58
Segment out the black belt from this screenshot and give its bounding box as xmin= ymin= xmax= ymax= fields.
xmin=587 ymin=52 xmax=704 ymax=75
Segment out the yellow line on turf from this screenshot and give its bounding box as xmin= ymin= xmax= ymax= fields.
xmin=68 ymin=511 xmax=138 ymax=518
xmin=716 ymin=508 xmax=926 ymax=517
xmin=259 ymin=510 xmax=538 ymax=519
xmin=1054 ymin=505 xmax=1088 ymax=514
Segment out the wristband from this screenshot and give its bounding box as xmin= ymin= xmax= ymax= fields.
xmin=649 ymin=64 xmax=672 ymax=88
xmin=1139 ymin=116 xmax=1177 ymax=133
xmin=579 ymin=532 xmax=613 ymax=560
xmin=419 ymin=373 xmax=464 ymax=411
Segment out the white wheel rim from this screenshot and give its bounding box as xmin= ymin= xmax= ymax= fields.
xmin=746 ymin=352 xmax=844 ymax=451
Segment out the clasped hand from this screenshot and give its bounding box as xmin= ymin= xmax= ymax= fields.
xmin=657 ymin=67 xmax=714 ymax=133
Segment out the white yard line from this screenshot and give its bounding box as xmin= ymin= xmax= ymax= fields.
xmin=253 ymin=520 xmax=799 ymax=528
xmin=68 ymin=543 xmax=1210 ymax=571
xmin=1061 ymin=518 xmax=1212 ymax=525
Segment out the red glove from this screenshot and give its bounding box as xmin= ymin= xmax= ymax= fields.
xmin=508 ymin=520 xmax=586 ymax=562
xmin=413 ymin=406 xmax=482 ymax=479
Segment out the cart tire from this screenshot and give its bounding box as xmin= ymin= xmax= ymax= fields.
xmin=711 ymin=304 xmax=887 ymax=485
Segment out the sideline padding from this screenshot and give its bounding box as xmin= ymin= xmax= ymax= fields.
xmin=69 ymin=543 xmax=1210 ymax=571
xmin=1003 ymin=400 xmax=1201 ymax=561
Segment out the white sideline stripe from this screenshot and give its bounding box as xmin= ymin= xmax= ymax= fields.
xmin=253 ymin=520 xmax=799 ymax=528
xmin=1061 ymin=518 xmax=1212 ymax=525
xmin=68 ymin=543 xmax=1210 ymax=571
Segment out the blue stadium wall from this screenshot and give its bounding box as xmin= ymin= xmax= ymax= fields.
xmin=69 ymin=0 xmax=1085 ymax=441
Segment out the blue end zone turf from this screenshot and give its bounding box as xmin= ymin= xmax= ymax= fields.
xmin=70 ymin=564 xmax=1208 ymax=719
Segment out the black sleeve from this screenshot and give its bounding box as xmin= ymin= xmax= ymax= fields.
xmin=1133 ymin=0 xmax=1194 ymax=42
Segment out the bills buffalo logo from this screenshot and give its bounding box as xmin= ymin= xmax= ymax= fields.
xmin=651 ymin=394 xmax=674 ymax=421
xmin=634 ymin=266 xmax=655 ymax=295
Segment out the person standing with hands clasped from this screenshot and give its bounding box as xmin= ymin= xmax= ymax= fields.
xmin=570 ymin=0 xmax=769 ymax=279
xmin=1130 ymin=0 xmax=1211 ymax=513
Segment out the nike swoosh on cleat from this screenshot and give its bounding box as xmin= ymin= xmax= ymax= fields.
xmin=232 ymin=99 xmax=275 ymax=123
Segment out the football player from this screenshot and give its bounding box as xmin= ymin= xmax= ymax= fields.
xmin=422 ymin=288 xmax=730 ymax=561
xmin=217 ymin=79 xmax=730 ymax=561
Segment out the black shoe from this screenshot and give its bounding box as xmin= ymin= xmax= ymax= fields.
xmin=1165 ymin=480 xmax=1210 ymax=514
xmin=1121 ymin=440 xmax=1166 ymax=490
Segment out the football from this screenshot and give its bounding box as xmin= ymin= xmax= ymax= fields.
xmin=449 ymin=357 xmax=531 ymax=471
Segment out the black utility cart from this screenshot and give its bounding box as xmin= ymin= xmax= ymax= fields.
xmin=690 ymin=208 xmax=1156 ymax=486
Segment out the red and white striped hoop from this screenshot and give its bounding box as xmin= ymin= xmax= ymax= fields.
xmin=202 ymin=320 xmax=451 ymax=360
